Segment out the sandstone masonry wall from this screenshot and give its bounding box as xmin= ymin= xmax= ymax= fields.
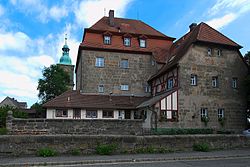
xmin=6 ymin=111 xmax=143 ymax=135
xmin=0 ymin=134 xmax=249 ymax=156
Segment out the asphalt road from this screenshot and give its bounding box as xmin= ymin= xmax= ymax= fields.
xmin=51 ymin=156 xmax=250 ymax=167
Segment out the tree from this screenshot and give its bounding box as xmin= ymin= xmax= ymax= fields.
xmin=37 ymin=64 xmax=70 ymax=103
xmin=30 ymin=102 xmax=46 ymax=118
xmin=244 ymin=51 xmax=250 ymax=66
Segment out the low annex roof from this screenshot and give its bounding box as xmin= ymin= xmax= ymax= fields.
xmin=43 ymin=90 xmax=150 ymax=110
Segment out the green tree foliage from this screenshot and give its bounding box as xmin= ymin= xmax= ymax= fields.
xmin=0 ymin=106 xmax=28 ymax=127
xmin=244 ymin=51 xmax=250 ymax=65
xmin=31 ymin=102 xmax=46 ymax=117
xmin=37 ymin=65 xmax=70 ymax=103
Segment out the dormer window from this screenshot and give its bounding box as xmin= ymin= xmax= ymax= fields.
xmin=104 ymin=35 xmax=111 ymax=45
xmin=139 ymin=39 xmax=146 ymax=48
xmin=124 ymin=37 xmax=131 ymax=46
xmin=208 ymin=48 xmax=212 ymax=56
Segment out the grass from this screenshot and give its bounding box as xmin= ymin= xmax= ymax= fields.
xmin=152 ymin=128 xmax=213 ymax=135
xmin=96 ymin=144 xmax=117 ymax=155
xmin=193 ymin=143 xmax=210 ymax=152
xmin=37 ymin=148 xmax=57 ymax=157
xmin=0 ymin=128 xmax=7 ymax=135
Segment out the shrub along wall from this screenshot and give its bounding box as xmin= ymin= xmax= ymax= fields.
xmin=0 ymin=134 xmax=249 ymax=156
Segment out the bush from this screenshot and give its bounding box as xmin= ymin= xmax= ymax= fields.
xmin=71 ymin=148 xmax=81 ymax=156
xmin=0 ymin=128 xmax=7 ymax=135
xmin=151 ymin=128 xmax=213 ymax=135
xmin=96 ymin=144 xmax=117 ymax=155
xmin=193 ymin=143 xmax=210 ymax=152
xmin=37 ymin=148 xmax=57 ymax=157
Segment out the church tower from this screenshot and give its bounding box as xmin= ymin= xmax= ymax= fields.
xmin=58 ymin=34 xmax=74 ymax=90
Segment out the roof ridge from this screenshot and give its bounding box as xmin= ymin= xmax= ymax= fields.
xmin=198 ymin=22 xmax=241 ymax=48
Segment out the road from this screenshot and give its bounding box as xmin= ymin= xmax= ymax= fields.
xmin=46 ymin=156 xmax=250 ymax=167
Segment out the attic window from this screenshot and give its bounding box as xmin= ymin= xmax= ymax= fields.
xmin=104 ymin=35 xmax=111 ymax=45
xmin=217 ymin=49 xmax=221 ymax=56
xmin=124 ymin=37 xmax=131 ymax=46
xmin=139 ymin=39 xmax=146 ymax=48
xmin=208 ymin=48 xmax=212 ymax=56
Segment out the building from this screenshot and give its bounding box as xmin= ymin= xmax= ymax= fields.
xmin=0 ymin=97 xmax=27 ymax=109
xmin=58 ymin=34 xmax=75 ymax=90
xmin=44 ymin=10 xmax=248 ymax=132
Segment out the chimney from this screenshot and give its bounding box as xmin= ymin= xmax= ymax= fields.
xmin=189 ymin=23 xmax=197 ymax=31
xmin=109 ymin=10 xmax=115 ymax=27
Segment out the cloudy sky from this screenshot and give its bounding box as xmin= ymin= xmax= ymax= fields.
xmin=0 ymin=0 xmax=250 ymax=107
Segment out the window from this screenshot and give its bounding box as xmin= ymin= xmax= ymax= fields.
xmin=218 ymin=108 xmax=224 ymax=118
xmin=145 ymin=85 xmax=151 ymax=93
xmin=121 ymin=84 xmax=129 ymax=91
xmin=217 ymin=49 xmax=221 ymax=56
xmin=139 ymin=39 xmax=146 ymax=48
xmin=232 ymin=78 xmax=238 ymax=89
xmin=208 ymin=48 xmax=212 ymax=56
xmin=124 ymin=37 xmax=131 ymax=46
xmin=191 ymin=74 xmax=197 ymax=86
xmin=212 ymin=76 xmax=218 ymax=88
xmin=98 ymin=85 xmax=104 ymax=93
xmin=200 ymin=108 xmax=208 ymax=119
xmin=73 ymin=109 xmax=81 ymax=119
xmin=120 ymin=59 xmax=129 ymax=68
xmin=55 ymin=109 xmax=68 ymax=117
xmin=103 ymin=110 xmax=113 ymax=118
xmin=86 ymin=110 xmax=97 ymax=118
xmin=167 ymin=78 xmax=174 ymax=89
xmin=103 ymin=35 xmax=111 ymax=45
xmin=95 ymin=57 xmax=104 ymax=67
xmin=151 ymin=60 xmax=156 ymax=66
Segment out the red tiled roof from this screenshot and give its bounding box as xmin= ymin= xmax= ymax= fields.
xmin=90 ymin=17 xmax=174 ymax=39
xmin=43 ymin=90 xmax=150 ymax=110
xmin=149 ymin=22 xmax=242 ymax=80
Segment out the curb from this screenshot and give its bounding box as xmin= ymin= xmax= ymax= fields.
xmin=1 ymin=154 xmax=250 ymax=167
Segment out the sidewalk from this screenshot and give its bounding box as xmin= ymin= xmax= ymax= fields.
xmin=1 ymin=148 xmax=250 ymax=167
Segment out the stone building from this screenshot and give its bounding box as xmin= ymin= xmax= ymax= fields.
xmin=44 ymin=10 xmax=248 ymax=132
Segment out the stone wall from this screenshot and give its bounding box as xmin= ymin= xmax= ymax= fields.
xmin=77 ymin=50 xmax=157 ymax=96
xmin=6 ymin=111 xmax=143 ymax=135
xmin=0 ymin=134 xmax=249 ymax=156
xmin=176 ymin=44 xmax=248 ymax=131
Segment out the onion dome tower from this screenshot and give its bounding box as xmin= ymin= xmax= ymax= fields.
xmin=58 ymin=34 xmax=75 ymax=90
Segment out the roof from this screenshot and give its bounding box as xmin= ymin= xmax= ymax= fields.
xmin=137 ymin=88 xmax=177 ymax=108
xmin=90 ymin=17 xmax=174 ymax=39
xmin=0 ymin=97 xmax=27 ymax=109
xmin=43 ymin=90 xmax=150 ymax=110
xmin=149 ymin=22 xmax=242 ymax=81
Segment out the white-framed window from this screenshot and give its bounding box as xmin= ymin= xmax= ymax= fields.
xmin=167 ymin=78 xmax=174 ymax=89
xmin=86 ymin=110 xmax=97 ymax=118
xmin=121 ymin=84 xmax=129 ymax=91
xmin=102 ymin=110 xmax=114 ymax=118
xmin=200 ymin=108 xmax=208 ymax=119
xmin=103 ymin=35 xmax=111 ymax=45
xmin=55 ymin=109 xmax=68 ymax=117
xmin=95 ymin=57 xmax=104 ymax=67
xmin=232 ymin=77 xmax=238 ymax=89
xmin=218 ymin=108 xmax=224 ymax=118
xmin=124 ymin=37 xmax=131 ymax=46
xmin=139 ymin=39 xmax=146 ymax=48
xmin=120 ymin=59 xmax=129 ymax=68
xmin=212 ymin=76 xmax=218 ymax=88
xmin=217 ymin=49 xmax=221 ymax=56
xmin=191 ymin=74 xmax=197 ymax=86
xmin=98 ymin=85 xmax=104 ymax=93
xmin=208 ymin=48 xmax=212 ymax=56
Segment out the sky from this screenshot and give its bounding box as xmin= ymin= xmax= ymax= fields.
xmin=0 ymin=0 xmax=250 ymax=107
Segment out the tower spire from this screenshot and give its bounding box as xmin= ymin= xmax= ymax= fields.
xmin=59 ymin=33 xmax=72 ymax=65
